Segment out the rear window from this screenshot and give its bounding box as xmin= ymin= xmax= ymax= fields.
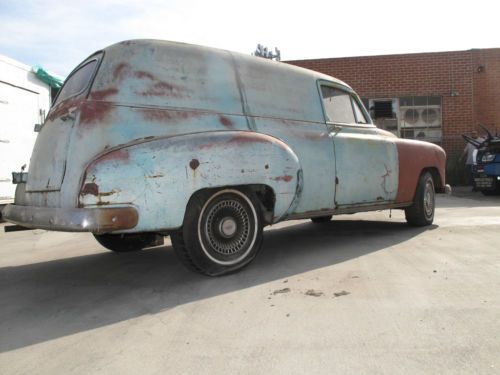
xmin=54 ymin=60 xmax=98 ymax=105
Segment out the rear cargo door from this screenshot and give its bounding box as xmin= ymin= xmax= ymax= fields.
xmin=26 ymin=58 xmax=99 ymax=192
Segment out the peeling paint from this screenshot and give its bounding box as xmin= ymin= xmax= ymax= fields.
xmin=80 ymin=102 xmax=114 ymax=124
xmin=381 ymin=164 xmax=395 ymax=195
xmin=95 ymin=149 xmax=130 ymax=163
xmin=219 ymin=115 xmax=234 ymax=128
xmin=139 ymin=108 xmax=201 ymax=122
xmin=81 ymin=182 xmax=99 ymax=196
xmin=90 ymin=88 xmax=118 ymax=101
xmin=46 ymin=96 xmax=83 ymax=121
xmin=272 ymin=175 xmax=293 ymax=182
xmin=113 ymin=62 xmax=131 ymax=80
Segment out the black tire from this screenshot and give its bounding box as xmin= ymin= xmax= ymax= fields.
xmin=405 ymin=171 xmax=435 ymax=226
xmin=480 ymin=181 xmax=500 ymax=196
xmin=171 ymin=188 xmax=263 ymax=276
xmin=481 ymin=190 xmax=496 ymax=196
xmin=94 ymin=233 xmax=164 ymax=252
xmin=311 ymin=215 xmax=332 ymax=223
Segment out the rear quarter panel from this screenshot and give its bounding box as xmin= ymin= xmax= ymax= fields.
xmin=79 ymin=131 xmax=302 ymax=232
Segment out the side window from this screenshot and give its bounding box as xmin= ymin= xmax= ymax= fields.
xmin=320 ymin=86 xmax=355 ymax=124
xmin=54 ymin=60 xmax=98 ymax=105
xmin=352 ymin=98 xmax=368 ymax=124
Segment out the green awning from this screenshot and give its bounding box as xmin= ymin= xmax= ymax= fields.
xmin=33 ymin=65 xmax=64 ymax=89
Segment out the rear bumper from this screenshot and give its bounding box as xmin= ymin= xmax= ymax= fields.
xmin=1 ymin=204 xmax=138 ymax=234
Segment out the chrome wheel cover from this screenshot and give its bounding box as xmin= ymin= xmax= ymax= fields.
xmin=198 ymin=190 xmax=258 ymax=266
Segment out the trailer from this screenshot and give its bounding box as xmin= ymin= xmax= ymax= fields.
xmin=0 ymin=55 xmax=61 ymax=215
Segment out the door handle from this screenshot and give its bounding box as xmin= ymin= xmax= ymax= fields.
xmin=328 ymin=124 xmax=342 ymax=137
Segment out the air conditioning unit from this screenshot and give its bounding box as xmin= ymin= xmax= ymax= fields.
xmin=400 ymin=105 xmax=441 ymax=128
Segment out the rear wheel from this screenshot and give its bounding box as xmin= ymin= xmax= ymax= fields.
xmin=310 ymin=215 xmax=332 ymax=223
xmin=171 ymin=188 xmax=263 ymax=276
xmin=405 ymin=172 xmax=435 ymax=226
xmin=94 ymin=233 xmax=164 ymax=252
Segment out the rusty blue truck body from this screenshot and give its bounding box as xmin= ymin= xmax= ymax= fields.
xmin=2 ymin=40 xmax=449 ymax=275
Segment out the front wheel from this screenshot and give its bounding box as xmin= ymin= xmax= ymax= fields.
xmin=405 ymin=172 xmax=435 ymax=226
xmin=171 ymin=188 xmax=263 ymax=276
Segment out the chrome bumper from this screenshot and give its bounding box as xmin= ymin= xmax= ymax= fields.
xmin=1 ymin=204 xmax=138 ymax=234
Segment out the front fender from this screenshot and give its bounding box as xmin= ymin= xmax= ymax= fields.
xmin=395 ymin=139 xmax=446 ymax=202
xmin=79 ymin=131 xmax=302 ymax=232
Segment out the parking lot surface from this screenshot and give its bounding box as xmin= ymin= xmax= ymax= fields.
xmin=1 ymin=190 xmax=499 ymax=374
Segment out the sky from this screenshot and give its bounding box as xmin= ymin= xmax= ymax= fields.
xmin=1 ymin=0 xmax=499 ymax=77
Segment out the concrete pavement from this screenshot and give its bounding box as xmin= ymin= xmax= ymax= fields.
xmin=0 ymin=191 xmax=499 ymax=374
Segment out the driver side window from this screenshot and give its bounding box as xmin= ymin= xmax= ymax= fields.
xmin=320 ymin=85 xmax=368 ymax=125
xmin=321 ymin=86 xmax=355 ymax=123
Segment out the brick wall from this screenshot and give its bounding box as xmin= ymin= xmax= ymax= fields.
xmin=472 ymin=49 xmax=500 ymax=135
xmin=287 ymin=48 xmax=500 ymax=184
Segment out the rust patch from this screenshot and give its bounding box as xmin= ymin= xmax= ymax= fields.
xmin=81 ymin=182 xmax=99 ymax=196
xmin=131 ymin=70 xmax=189 ymax=98
xmin=219 ymin=115 xmax=234 ymax=128
xmin=139 ymin=81 xmax=183 ymax=97
xmin=272 ymin=175 xmax=293 ymax=182
xmin=140 ymin=108 xmax=199 ymax=122
xmin=46 ymin=96 xmax=83 ymax=121
xmin=97 ymin=149 xmax=130 ymax=163
xmin=395 ymin=140 xmax=444 ymax=202
xmin=189 ymin=159 xmax=200 ymax=170
xmin=80 ymin=102 xmax=114 ymax=124
xmin=228 ymin=133 xmax=269 ymax=145
xmin=113 ymin=62 xmax=131 ymax=80
xmin=90 ymin=88 xmax=118 ymax=101
xmin=134 ymin=70 xmax=155 ymax=80
xmin=97 ymin=189 xmax=120 ymax=197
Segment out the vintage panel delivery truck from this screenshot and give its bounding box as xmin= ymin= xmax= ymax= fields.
xmin=2 ymin=40 xmax=449 ymax=275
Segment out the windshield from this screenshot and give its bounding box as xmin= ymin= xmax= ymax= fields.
xmin=53 ymin=59 xmax=98 ymax=105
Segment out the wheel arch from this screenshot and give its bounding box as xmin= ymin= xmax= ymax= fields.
xmin=422 ymin=167 xmax=443 ymax=193
xmin=78 ymin=130 xmax=302 ymax=232
xmin=186 ymin=183 xmax=277 ymax=226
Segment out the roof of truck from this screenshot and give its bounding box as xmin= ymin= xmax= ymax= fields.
xmin=104 ymin=39 xmax=351 ymax=89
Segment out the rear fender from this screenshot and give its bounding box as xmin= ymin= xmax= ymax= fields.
xmin=79 ymin=131 xmax=302 ymax=232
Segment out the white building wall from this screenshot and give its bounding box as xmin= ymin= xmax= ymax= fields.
xmin=0 ymin=55 xmax=52 ymax=203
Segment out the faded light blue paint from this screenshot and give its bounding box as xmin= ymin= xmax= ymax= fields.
xmin=6 ymin=39 xmax=441 ymax=235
